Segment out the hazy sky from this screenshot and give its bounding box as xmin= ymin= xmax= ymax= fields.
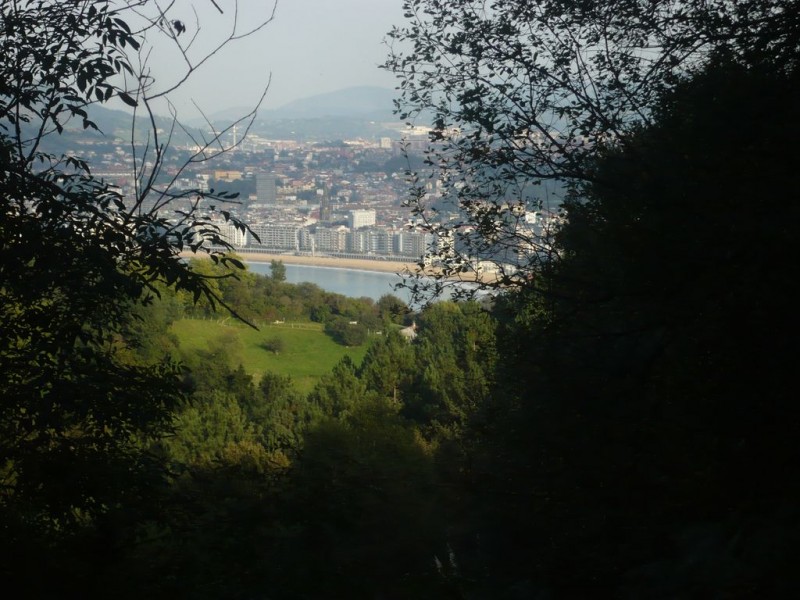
xmin=146 ymin=0 xmax=405 ymax=117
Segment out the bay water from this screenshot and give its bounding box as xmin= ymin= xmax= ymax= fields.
xmin=246 ymin=262 xmax=413 ymax=303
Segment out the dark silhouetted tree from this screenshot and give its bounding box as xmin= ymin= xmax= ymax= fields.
xmin=385 ymin=0 xmax=800 ymax=298
xmin=0 ymin=0 xmax=275 ymax=591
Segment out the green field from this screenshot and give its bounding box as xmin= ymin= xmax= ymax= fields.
xmin=171 ymin=318 xmax=371 ymax=394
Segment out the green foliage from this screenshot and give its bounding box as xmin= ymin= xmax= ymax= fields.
xmin=249 ymin=372 xmax=321 ymax=452
xmin=260 ymin=336 xmax=286 ymax=354
xmin=269 ymin=259 xmax=287 ymax=282
xmin=171 ymin=318 xmax=369 ymax=394
xmin=0 ymin=1 xmax=270 ymax=589
xmin=324 ymin=317 xmax=369 ymax=346
xmin=436 ymin=58 xmax=800 ymax=596
xmin=1 ymin=1 xmax=165 ymax=550
xmin=285 ymin=398 xmax=443 ymax=596
xmin=550 ymin=56 xmax=799 ymax=512
xmin=309 ymin=356 xmax=374 ymax=419
xmin=381 ymin=2 xmax=800 ymax=595
xmin=181 ymin=257 xmax=388 ymax=336
xmin=6 ymin=1 xmax=797 ymax=595
xmin=377 ymin=293 xmax=411 ymax=325
xmin=358 ymin=329 xmax=417 ymax=401
xmin=164 ymin=392 xmax=269 ymax=471
xmin=407 ymin=302 xmax=498 ymax=438
xmin=124 ymin=289 xmax=183 ymax=364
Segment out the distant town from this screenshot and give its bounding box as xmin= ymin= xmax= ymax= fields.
xmin=70 ymin=110 xmax=561 ymax=272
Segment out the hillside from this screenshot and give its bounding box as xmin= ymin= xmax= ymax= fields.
xmin=171 ymin=318 xmax=371 ymax=394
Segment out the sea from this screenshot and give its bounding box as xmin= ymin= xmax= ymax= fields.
xmin=246 ymin=262 xmax=413 ymax=303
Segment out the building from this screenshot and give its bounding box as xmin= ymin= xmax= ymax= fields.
xmin=368 ymin=228 xmax=392 ymax=255
xmin=315 ymin=226 xmax=348 ymax=253
xmin=348 ymin=209 xmax=376 ymax=230
xmin=318 ymin=187 xmax=332 ymax=222
xmin=248 ymin=223 xmax=298 ymax=251
xmin=256 ymin=172 xmax=277 ymax=204
xmin=297 ymin=227 xmax=313 ymax=252
xmin=394 ymin=229 xmax=432 ymax=258
xmin=399 ymin=322 xmax=417 ymax=341
xmin=218 ymin=222 xmax=248 ymax=248
xmin=347 ymin=229 xmax=370 ymax=254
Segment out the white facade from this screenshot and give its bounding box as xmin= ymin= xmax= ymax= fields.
xmin=348 ymin=209 xmax=376 ymax=230
xmin=248 ymin=223 xmax=298 ymax=250
xmin=394 ymin=230 xmax=432 ymax=258
xmin=315 ymin=226 xmax=348 ymax=252
xmin=219 ymin=222 xmax=248 ymax=248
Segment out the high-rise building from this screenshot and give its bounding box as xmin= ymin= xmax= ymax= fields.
xmin=256 ymin=172 xmax=277 ymax=204
xmin=368 ymin=228 xmax=391 ymax=255
xmin=318 ymin=187 xmax=332 ymax=222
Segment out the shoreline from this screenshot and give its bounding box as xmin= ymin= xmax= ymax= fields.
xmin=181 ymin=251 xmax=497 ymax=283
xmin=235 ymin=252 xmax=420 ymax=275
xmin=181 ymin=251 xmax=421 ymax=275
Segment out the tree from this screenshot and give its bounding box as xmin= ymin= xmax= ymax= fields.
xmin=0 ymin=0 xmax=276 ymax=583
xmin=358 ymin=330 xmax=416 ymax=402
xmin=377 ymin=293 xmax=410 ymax=325
xmin=309 ymin=356 xmax=374 ymax=419
xmin=325 ymin=317 xmax=369 ymax=347
xmin=473 ymin=58 xmax=799 ymax=595
xmin=250 ymin=372 xmax=318 ymax=453
xmin=163 ymin=391 xmax=268 ymax=471
xmin=385 ymin=0 xmax=800 ymax=298
xmin=261 ymin=336 xmax=286 ymax=355
xmin=269 ymin=259 xmax=287 ymax=282
xmin=286 ymin=398 xmax=443 ymax=597
xmin=386 ymin=1 xmax=800 ymax=595
xmin=405 ymin=302 xmax=498 ymax=439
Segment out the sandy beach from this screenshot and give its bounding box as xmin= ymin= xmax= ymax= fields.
xmin=200 ymin=251 xmax=422 ymax=275
xmin=182 ymin=251 xmax=497 ymax=283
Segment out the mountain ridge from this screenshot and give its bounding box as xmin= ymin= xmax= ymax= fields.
xmin=203 ymin=86 xmax=398 ymax=124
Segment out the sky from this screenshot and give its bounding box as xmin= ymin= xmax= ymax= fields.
xmin=142 ymin=0 xmax=406 ymax=118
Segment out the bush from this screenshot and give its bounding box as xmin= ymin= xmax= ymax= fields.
xmin=260 ymin=336 xmax=286 ymax=354
xmin=325 ymin=318 xmax=368 ymax=347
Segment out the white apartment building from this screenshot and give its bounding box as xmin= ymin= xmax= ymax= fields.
xmin=348 ymin=209 xmax=376 ymax=230
xmin=248 ymin=223 xmax=298 ymax=250
xmin=394 ymin=230 xmax=432 ymax=258
xmin=314 ymin=226 xmax=348 ymax=253
xmin=218 ymin=222 xmax=248 ymax=248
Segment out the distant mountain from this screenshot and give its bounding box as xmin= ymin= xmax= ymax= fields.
xmin=201 ymin=86 xmax=398 ymax=126
xmin=49 ymin=104 xmax=136 ymax=140
xmin=27 ymin=104 xmax=203 ymax=157
xmin=66 ymin=104 xmax=204 ymax=144
xmin=185 ymin=86 xmax=403 ymax=141
xmin=265 ymin=86 xmax=397 ymax=119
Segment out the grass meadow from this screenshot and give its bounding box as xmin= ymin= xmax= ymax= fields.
xmin=171 ymin=318 xmax=371 ymax=394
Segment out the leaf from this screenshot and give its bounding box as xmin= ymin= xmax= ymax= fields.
xmin=118 ymin=91 xmax=137 ymax=107
xmin=227 ymin=257 xmax=244 ymax=270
